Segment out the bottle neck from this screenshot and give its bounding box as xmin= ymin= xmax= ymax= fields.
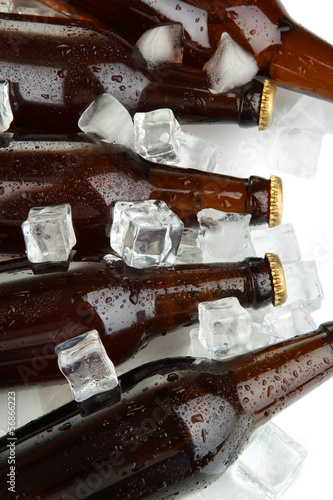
xmin=267 ymin=20 xmax=333 ymax=101
xmin=149 ymin=167 xmax=279 ymax=227
xmin=231 ymin=323 xmax=333 ymax=425
xmin=140 ymin=74 xmax=264 ymax=127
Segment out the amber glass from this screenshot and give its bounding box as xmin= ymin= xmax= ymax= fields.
xmin=0 ymin=13 xmax=266 ymax=131
xmin=0 ymin=255 xmax=278 ymax=387
xmin=0 ymin=134 xmax=276 ymax=255
xmin=1 ymin=322 xmax=333 ymax=498
xmin=43 ymin=0 xmax=333 ymax=101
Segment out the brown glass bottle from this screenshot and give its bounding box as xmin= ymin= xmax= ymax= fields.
xmin=0 ymin=13 xmax=271 ymax=131
xmin=43 ymin=0 xmax=333 ymax=102
xmin=0 ymin=253 xmax=286 ymax=387
xmin=0 ymin=134 xmax=282 ymax=255
xmin=1 ymin=321 xmax=333 ymax=499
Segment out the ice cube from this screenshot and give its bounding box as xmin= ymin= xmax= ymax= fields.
xmin=110 ymin=200 xmax=184 ymax=268
xmin=78 ymin=94 xmax=134 ymax=147
xmin=21 ymin=204 xmax=76 ymax=263
xmin=273 ymin=128 xmax=322 ymax=178
xmin=56 ymin=330 xmax=119 ymax=403
xmin=0 ymin=81 xmax=13 ymax=133
xmin=203 ymin=32 xmax=259 ymax=94
xmin=136 ymin=24 xmax=184 ymax=69
xmin=197 ymin=209 xmax=253 ymax=262
xmin=198 ymin=297 xmax=253 ymax=358
xmin=263 ymin=300 xmax=316 ymax=341
xmin=0 ymin=0 xmax=14 ymax=13
xmin=190 ymin=327 xmax=212 ymax=359
xmin=283 ymin=260 xmax=323 ymax=311
xmin=134 ymin=108 xmax=181 ymax=163
xmin=236 ymin=423 xmax=307 ymax=500
xmin=175 ymin=131 xmax=217 ymax=171
xmin=251 ymin=224 xmax=301 ymax=263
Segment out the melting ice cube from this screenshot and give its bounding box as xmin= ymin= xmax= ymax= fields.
xmin=110 ymin=200 xmax=184 ymax=268
xmin=78 ymin=94 xmax=134 ymax=147
xmin=198 ymin=297 xmax=253 ymax=358
xmin=175 ymin=131 xmax=217 ymax=171
xmin=273 ymin=128 xmax=322 ymax=178
xmin=134 ymin=108 xmax=181 ymax=163
xmin=197 ymin=209 xmax=253 ymax=261
xmin=251 ymin=223 xmax=301 ymax=263
xmin=236 ymin=423 xmax=307 ymax=500
xmin=136 ymin=24 xmax=184 ymax=69
xmin=56 ymin=330 xmax=119 ymax=403
xmin=283 ymin=260 xmax=323 ymax=311
xmin=21 ymin=204 xmax=76 ymax=263
xmin=263 ymin=300 xmax=316 ymax=340
xmin=203 ymin=32 xmax=259 ymax=94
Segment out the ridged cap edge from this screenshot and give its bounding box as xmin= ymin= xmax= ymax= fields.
xmin=266 ymin=253 xmax=287 ymax=307
xmin=269 ymin=175 xmax=283 ymax=227
xmin=259 ymin=79 xmax=277 ymax=131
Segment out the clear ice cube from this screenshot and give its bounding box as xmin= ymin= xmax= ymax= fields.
xmin=203 ymin=32 xmax=259 ymax=94
xmin=136 ymin=24 xmax=184 ymax=69
xmin=273 ymin=128 xmax=322 ymax=178
xmin=175 ymin=131 xmax=217 ymax=171
xmin=110 ymin=200 xmax=184 ymax=268
xmin=56 ymin=330 xmax=119 ymax=403
xmin=197 ymin=209 xmax=253 ymax=261
xmin=236 ymin=423 xmax=307 ymax=500
xmin=134 ymin=108 xmax=181 ymax=163
xmin=190 ymin=327 xmax=211 ymax=359
xmin=251 ymin=224 xmax=301 ymax=263
xmin=263 ymin=300 xmax=316 ymax=341
xmin=198 ymin=297 xmax=253 ymax=358
xmin=283 ymin=260 xmax=323 ymax=311
xmin=0 ymin=81 xmax=13 ymax=133
xmin=78 ymin=94 xmax=134 ymax=147
xmin=21 ymin=204 xmax=76 ymax=263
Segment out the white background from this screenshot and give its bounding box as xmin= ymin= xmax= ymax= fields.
xmin=1 ymin=1 xmax=333 ymax=499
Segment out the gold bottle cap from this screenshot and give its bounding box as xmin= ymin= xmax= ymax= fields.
xmin=266 ymin=253 xmax=287 ymax=307
xmin=259 ymin=79 xmax=277 ymax=131
xmin=269 ymin=175 xmax=283 ymax=227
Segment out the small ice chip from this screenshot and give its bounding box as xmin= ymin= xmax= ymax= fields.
xmin=21 ymin=204 xmax=76 ymax=263
xmin=56 ymin=330 xmax=119 ymax=403
xmin=136 ymin=24 xmax=184 ymax=69
xmin=197 ymin=209 xmax=253 ymax=261
xmin=78 ymin=94 xmax=134 ymax=147
xmin=236 ymin=423 xmax=307 ymax=500
xmin=0 ymin=81 xmax=13 ymax=133
xmin=134 ymin=108 xmax=181 ymax=163
xmin=110 ymin=200 xmax=184 ymax=268
xmin=203 ymin=32 xmax=259 ymax=94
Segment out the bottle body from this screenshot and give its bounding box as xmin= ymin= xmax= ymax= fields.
xmin=0 ymin=14 xmax=266 ymax=130
xmin=0 ymin=255 xmax=278 ymax=386
xmin=0 ymin=134 xmax=280 ymax=255
xmin=1 ymin=323 xmax=333 ymax=499
xmin=43 ymin=0 xmax=333 ymax=101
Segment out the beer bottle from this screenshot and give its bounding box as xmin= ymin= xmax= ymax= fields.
xmin=1 ymin=320 xmax=332 ymax=499
xmin=41 ymin=0 xmax=333 ymax=102
xmin=0 ymin=13 xmax=274 ymax=131
xmin=0 ymin=134 xmax=283 ymax=255
xmin=0 ymin=253 xmax=286 ymax=386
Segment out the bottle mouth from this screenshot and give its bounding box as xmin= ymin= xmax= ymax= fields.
xmin=265 ymin=253 xmax=287 ymax=307
xmin=269 ymin=175 xmax=283 ymax=227
xmin=258 ymin=79 xmax=277 ymax=131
